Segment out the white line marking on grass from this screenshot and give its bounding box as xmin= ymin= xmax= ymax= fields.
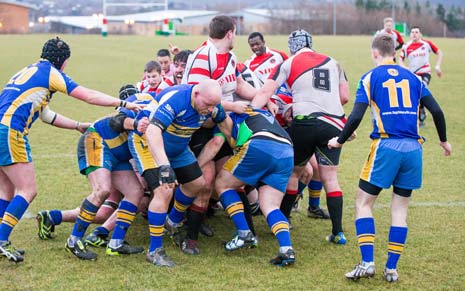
xmin=346 ymin=201 xmax=465 ymax=209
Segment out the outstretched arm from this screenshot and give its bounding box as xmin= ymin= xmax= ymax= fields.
xmin=70 ymin=86 xmax=141 ymax=111
xmin=40 ymin=106 xmax=90 ymax=133
xmin=327 ymin=102 xmax=368 ymax=149
xmin=251 ymin=79 xmax=279 ymax=109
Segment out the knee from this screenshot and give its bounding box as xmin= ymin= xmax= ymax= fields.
xmin=189 ymin=176 xmax=206 ymax=194
xmin=92 ymin=186 xmax=111 ymax=205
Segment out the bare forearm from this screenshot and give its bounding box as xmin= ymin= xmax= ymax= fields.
xmin=197 ymin=136 xmax=224 ymax=168
xmin=251 ymin=79 xmax=277 ymax=108
xmin=436 ymin=50 xmax=443 ymax=67
xmin=51 ymin=114 xmax=82 ymax=131
xmin=70 ymin=86 xmax=119 ymax=107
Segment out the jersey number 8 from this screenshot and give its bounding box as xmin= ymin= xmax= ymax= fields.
xmin=313 ymin=69 xmax=331 ymax=92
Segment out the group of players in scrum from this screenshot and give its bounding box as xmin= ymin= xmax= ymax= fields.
xmin=0 ymin=14 xmax=449 ymax=283
xmin=34 ymin=17 xmax=335 ymax=268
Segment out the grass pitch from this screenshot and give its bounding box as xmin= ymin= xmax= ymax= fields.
xmin=0 ymin=34 xmax=464 ymax=290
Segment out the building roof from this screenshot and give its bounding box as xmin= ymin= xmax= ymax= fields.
xmin=46 ymin=9 xmax=218 ymax=30
xmin=0 ymin=0 xmax=37 ymax=10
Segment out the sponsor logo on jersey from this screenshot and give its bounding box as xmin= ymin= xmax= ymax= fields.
xmin=218 ymin=74 xmax=237 ymax=87
xmin=388 ymin=68 xmax=399 ymax=76
xmin=258 ymin=67 xmax=274 ymax=76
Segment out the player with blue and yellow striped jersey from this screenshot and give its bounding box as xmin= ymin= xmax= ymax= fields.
xmin=328 ymin=33 xmax=451 ymax=282
xmin=204 ymin=106 xmax=295 ymax=266
xmin=0 ymin=37 xmax=141 ymax=263
xmin=68 ymin=93 xmax=150 ymax=261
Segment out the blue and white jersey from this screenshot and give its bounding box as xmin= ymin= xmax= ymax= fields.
xmin=0 ymin=60 xmax=78 ymax=134
xmin=119 ymin=92 xmax=156 ymax=135
xmin=150 ymin=84 xmax=209 ymax=157
xmin=355 ymin=61 xmax=431 ymax=141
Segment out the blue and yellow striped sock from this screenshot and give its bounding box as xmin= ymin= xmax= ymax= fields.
xmin=355 ymin=217 xmax=376 ymax=263
xmin=49 ymin=210 xmax=63 ymax=225
xmin=111 ymin=200 xmax=137 ymax=241
xmin=386 ymin=226 xmax=408 ymax=269
xmin=0 ymin=198 xmax=10 ymax=225
xmin=148 ymin=211 xmax=166 ymax=252
xmin=266 ymin=209 xmax=291 ymax=252
xmin=71 ymin=199 xmax=98 ymax=239
xmin=0 ymin=195 xmax=29 ymax=241
xmin=308 ymin=180 xmax=323 ymax=208
xmin=220 ymin=189 xmax=249 ymax=231
xmin=168 ymin=187 xmax=195 ymax=225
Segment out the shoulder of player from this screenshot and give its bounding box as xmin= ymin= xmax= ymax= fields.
xmin=421 ymin=38 xmax=438 ymax=49
xmin=269 ymin=48 xmax=288 ymax=60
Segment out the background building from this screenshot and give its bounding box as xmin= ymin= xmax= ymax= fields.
xmin=0 ymin=0 xmax=36 ymax=33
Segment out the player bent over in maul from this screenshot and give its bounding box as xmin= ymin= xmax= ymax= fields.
xmin=209 ymin=106 xmax=295 ymax=266
xmin=144 ymin=80 xmax=222 ymax=267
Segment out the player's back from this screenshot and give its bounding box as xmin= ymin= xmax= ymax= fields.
xmin=365 ymin=64 xmax=426 ymax=140
xmin=92 ymin=116 xmax=131 ymax=161
xmin=153 ymin=84 xmax=208 ymax=156
xmin=274 ymin=50 xmax=345 ymax=117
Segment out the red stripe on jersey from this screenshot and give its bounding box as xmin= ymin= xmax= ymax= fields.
xmin=393 ymin=30 xmax=404 ymax=45
xmin=287 ymin=52 xmax=330 ymax=87
xmin=211 ymin=53 xmax=231 ymax=80
xmin=197 ymin=54 xmax=209 ymax=61
xmin=249 ymin=53 xmax=274 ymax=71
xmin=424 ymin=39 xmax=439 ymax=53
xmin=269 ymin=49 xmax=289 ymax=61
xmin=236 ymin=62 xmax=246 ymax=73
xmin=190 ymin=68 xmax=211 ymax=78
xmin=405 ymin=42 xmax=424 ymax=56
xmin=318 ymin=115 xmax=345 ymax=130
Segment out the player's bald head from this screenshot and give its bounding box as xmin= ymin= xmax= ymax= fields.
xmin=197 ymin=79 xmax=222 ymax=104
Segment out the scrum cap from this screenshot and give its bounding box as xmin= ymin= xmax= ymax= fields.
xmin=288 ymin=29 xmax=312 ymax=55
xmin=119 ymin=84 xmax=139 ymax=100
xmin=40 ymin=37 xmax=71 ymax=69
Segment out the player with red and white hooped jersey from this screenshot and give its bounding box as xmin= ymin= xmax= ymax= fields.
xmin=183 ymin=40 xmax=239 ymax=103
xmin=245 ymin=32 xmax=288 ymax=85
xmin=399 ymin=26 xmax=443 ymax=83
xmin=182 ymin=17 xmax=256 ymax=111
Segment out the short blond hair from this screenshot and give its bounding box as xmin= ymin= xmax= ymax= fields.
xmin=383 ymin=17 xmax=393 ymax=24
